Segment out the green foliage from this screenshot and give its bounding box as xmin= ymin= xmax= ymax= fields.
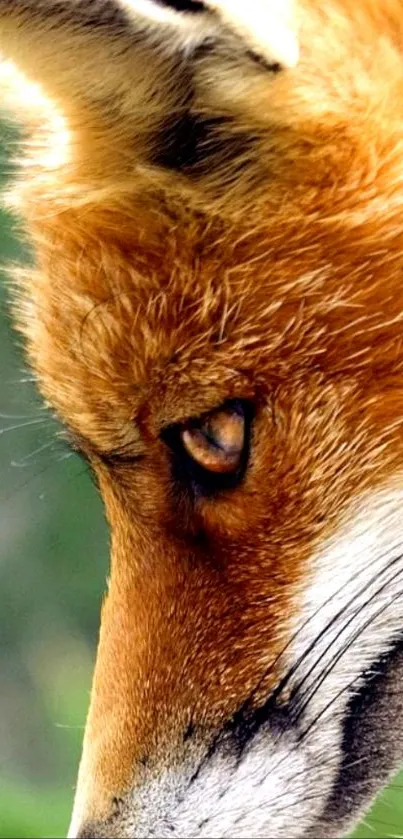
xmin=0 ymin=784 xmax=71 ymax=839
xmin=352 ymin=772 xmax=403 ymax=838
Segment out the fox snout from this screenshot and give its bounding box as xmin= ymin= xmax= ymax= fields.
xmin=1 ymin=1 xmax=403 ymax=837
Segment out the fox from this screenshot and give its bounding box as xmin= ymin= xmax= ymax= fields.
xmin=1 ymin=0 xmax=403 ymax=837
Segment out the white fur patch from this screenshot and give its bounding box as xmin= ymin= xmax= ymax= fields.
xmin=286 ymin=485 xmax=403 ymax=729
xmin=200 ymin=0 xmax=298 ymax=67
xmin=121 ymin=0 xmax=299 ymax=67
xmin=69 ymin=483 xmax=403 ymax=838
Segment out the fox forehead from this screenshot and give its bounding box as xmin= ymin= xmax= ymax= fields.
xmin=15 ymin=196 xmax=403 ymax=450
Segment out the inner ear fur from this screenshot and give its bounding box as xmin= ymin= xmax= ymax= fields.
xmin=0 ymin=0 xmax=194 ymax=179
xmin=0 ymin=0 xmax=299 ymax=193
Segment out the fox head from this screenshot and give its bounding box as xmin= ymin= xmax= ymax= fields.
xmin=1 ymin=1 xmax=403 ymax=837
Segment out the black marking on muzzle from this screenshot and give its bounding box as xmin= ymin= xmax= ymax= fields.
xmin=309 ymin=633 xmax=403 ymax=837
xmin=226 ymin=692 xmax=295 ymax=762
xmin=187 ymin=692 xmax=295 ymax=791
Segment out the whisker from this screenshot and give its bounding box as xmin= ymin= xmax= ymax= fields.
xmin=254 ymin=748 xmax=369 ymax=812
xmin=235 ymin=535 xmax=403 ymax=718
xmin=187 ymin=543 xmax=403 ymax=791
xmin=293 ymin=565 xmax=403 ymax=724
xmin=0 ymin=417 xmax=48 ymax=434
xmin=261 ymin=575 xmax=403 ymax=785
xmin=0 ymin=410 xmax=46 ymax=419
xmin=298 ymin=584 xmax=403 ymax=741
xmin=228 ymin=752 xmax=374 ymax=838
xmin=230 ymin=789 xmax=334 ymax=829
xmin=0 ymin=456 xmax=75 ymax=504
xmin=276 ymin=542 xmax=403 ymax=703
xmin=54 ymin=723 xmax=85 ymax=730
xmin=363 ymin=816 xmax=403 ymax=836
xmin=11 ymin=438 xmax=60 ymax=467
xmin=210 ymin=750 xmax=370 ymax=831
xmin=57 ymin=450 xmax=75 ymax=461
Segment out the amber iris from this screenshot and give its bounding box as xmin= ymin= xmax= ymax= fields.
xmin=181 ymin=404 xmax=245 ymax=474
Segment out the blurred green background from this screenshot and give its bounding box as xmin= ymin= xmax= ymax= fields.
xmin=0 ymin=123 xmax=401 ymax=839
xmin=0 ymin=121 xmax=108 ymax=838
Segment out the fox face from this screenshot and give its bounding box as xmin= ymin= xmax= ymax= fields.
xmin=1 ymin=1 xmax=403 ymax=837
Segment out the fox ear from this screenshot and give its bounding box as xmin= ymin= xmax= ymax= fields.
xmin=203 ymin=0 xmax=298 ymax=68
xmin=0 ymin=0 xmax=298 ymax=187
xmin=0 ymin=0 xmax=298 ymax=117
xmin=0 ymin=1 xmax=178 ymax=129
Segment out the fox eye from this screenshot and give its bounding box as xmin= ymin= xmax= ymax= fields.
xmin=181 ymin=402 xmax=246 ymax=474
xmin=162 ymin=400 xmax=252 ymax=496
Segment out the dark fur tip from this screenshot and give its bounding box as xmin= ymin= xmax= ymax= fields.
xmin=156 ymin=0 xmax=206 ymax=13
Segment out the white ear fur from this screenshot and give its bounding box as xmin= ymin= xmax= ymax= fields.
xmin=204 ymin=0 xmax=299 ymax=68
xmin=0 ymin=0 xmax=298 ymax=191
xmin=0 ymin=1 xmax=298 ymax=126
xmin=124 ymin=0 xmax=299 ymax=68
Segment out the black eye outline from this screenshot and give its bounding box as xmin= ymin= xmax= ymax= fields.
xmin=161 ymin=399 xmax=254 ymax=498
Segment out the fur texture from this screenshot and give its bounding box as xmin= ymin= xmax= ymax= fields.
xmin=1 ymin=1 xmax=403 ymax=836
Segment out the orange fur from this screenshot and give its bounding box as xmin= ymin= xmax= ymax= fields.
xmin=2 ymin=1 xmax=403 ymax=835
